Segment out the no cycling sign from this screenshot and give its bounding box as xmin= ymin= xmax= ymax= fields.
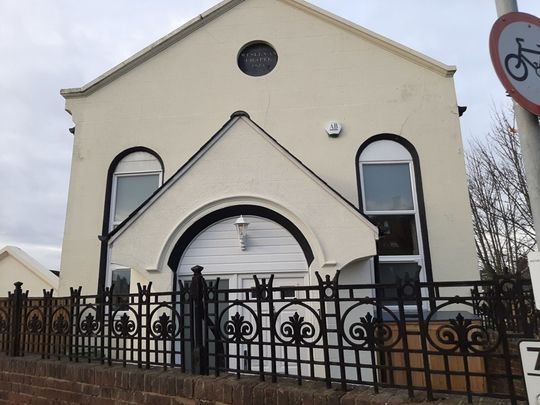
xmin=490 ymin=12 xmax=540 ymax=116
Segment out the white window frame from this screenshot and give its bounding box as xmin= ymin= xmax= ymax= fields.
xmin=107 ymin=265 xmax=132 ymax=315
xmin=359 ymin=159 xmax=425 ymax=283
xmin=108 ymin=267 xmax=132 ymax=291
xmin=358 ymin=139 xmax=428 ymax=313
xmin=105 ymin=151 xmax=163 ymax=308
xmin=109 ymin=169 xmax=162 ymax=230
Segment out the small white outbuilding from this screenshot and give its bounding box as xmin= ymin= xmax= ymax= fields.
xmin=0 ymin=246 xmax=59 ymax=297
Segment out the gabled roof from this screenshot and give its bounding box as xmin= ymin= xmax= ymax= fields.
xmin=0 ymin=246 xmax=59 ymax=289
xmin=61 ymin=0 xmax=455 ymax=99
xmin=107 ymin=111 xmax=379 ymax=243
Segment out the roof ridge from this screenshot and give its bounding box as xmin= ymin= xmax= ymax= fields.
xmin=61 ymin=0 xmax=455 ymax=99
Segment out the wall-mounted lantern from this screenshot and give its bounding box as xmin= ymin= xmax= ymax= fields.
xmin=234 ymin=215 xmax=250 ymax=250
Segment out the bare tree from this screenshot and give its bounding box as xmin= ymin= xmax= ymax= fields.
xmin=466 ymin=109 xmax=536 ymax=278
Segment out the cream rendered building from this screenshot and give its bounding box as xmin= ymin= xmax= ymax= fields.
xmin=58 ymin=0 xmax=476 ymax=296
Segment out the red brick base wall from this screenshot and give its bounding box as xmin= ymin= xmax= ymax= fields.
xmin=0 ymin=355 xmax=513 ymax=404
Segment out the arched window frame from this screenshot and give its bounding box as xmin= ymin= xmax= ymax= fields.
xmin=98 ymin=147 xmax=164 ymax=293
xmin=109 ymin=152 xmax=163 ymax=230
xmin=356 ymin=135 xmax=433 ymax=290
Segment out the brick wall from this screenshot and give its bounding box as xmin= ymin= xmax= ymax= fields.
xmin=0 ymin=354 xmax=514 ymax=404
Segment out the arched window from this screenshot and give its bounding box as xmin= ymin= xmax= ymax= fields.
xmin=98 ymin=148 xmax=164 ymax=293
xmin=109 ymin=151 xmax=163 ymax=230
xmin=357 ymin=138 xmax=429 ymax=297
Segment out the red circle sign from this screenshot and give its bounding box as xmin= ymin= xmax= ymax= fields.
xmin=490 ymin=12 xmax=540 ymax=116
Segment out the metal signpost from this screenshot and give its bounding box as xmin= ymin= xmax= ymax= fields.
xmin=491 ymin=2 xmax=540 ymax=302
xmin=492 ymin=1 xmax=540 ymax=402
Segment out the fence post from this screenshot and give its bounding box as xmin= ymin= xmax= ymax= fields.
xmin=515 ymin=273 xmax=533 ymax=336
xmin=43 ymin=289 xmax=53 ymax=359
xmin=315 ymin=271 xmax=334 ymax=389
xmin=414 ymin=279 xmax=434 ymax=401
xmin=8 ymin=282 xmax=24 ymax=357
xmin=494 ymin=273 xmax=518 ymax=403
xmin=191 ymin=265 xmax=208 ymax=375
xmin=395 ymin=277 xmax=415 ymax=400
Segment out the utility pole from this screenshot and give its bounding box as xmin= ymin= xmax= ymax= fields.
xmin=495 ymin=0 xmax=540 ymax=247
xmin=495 ymin=0 xmax=517 ymax=16
xmin=494 ymin=4 xmax=540 ymax=402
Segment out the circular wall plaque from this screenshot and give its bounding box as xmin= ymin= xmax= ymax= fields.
xmin=238 ymin=42 xmax=278 ymax=77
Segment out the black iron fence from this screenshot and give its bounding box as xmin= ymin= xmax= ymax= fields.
xmin=0 ymin=267 xmax=538 ymax=404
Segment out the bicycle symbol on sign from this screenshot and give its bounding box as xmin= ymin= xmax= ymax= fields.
xmin=504 ymin=37 xmax=540 ymax=81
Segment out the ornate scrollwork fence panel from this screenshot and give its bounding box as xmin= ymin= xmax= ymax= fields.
xmin=4 ymin=269 xmax=537 ymax=405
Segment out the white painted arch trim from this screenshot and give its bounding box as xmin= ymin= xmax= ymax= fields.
xmin=177 ymin=215 xmax=309 ymax=276
xmin=155 ymin=195 xmax=327 ymax=275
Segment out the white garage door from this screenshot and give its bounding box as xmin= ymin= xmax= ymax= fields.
xmin=177 ymin=215 xmax=310 ymax=375
xmin=177 ymin=215 xmax=308 ymax=277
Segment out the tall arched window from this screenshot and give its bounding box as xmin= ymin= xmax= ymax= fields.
xmin=109 ymin=151 xmax=163 ymax=230
xmin=103 ymin=149 xmax=163 ymax=297
xmin=98 ymin=148 xmax=164 ymax=293
xmin=357 ymin=138 xmax=430 ymax=298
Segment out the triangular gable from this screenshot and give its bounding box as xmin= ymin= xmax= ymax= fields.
xmin=0 ymin=246 xmax=59 ymax=289
xmin=61 ymin=0 xmax=455 ymax=98
xmin=108 ymin=111 xmax=378 ymax=243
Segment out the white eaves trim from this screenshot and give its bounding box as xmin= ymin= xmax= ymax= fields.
xmin=0 ymin=246 xmax=59 ymax=289
xmin=108 ymin=114 xmax=379 ymax=244
xmin=61 ymin=0 xmax=455 ymax=98
xmin=60 ymin=0 xmax=244 ymax=98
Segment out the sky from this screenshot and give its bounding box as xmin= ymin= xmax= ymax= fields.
xmin=1 ymin=0 xmax=540 ymax=271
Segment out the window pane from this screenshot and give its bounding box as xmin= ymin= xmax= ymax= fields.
xmin=378 ymin=262 xmax=421 ymax=285
xmin=112 ymin=269 xmax=131 ymax=311
xmin=111 ymin=270 xmax=131 ymax=295
xmin=378 ymin=262 xmax=421 ymax=304
xmin=114 ymin=174 xmax=159 ymax=223
xmin=370 ymin=215 xmax=419 ymax=255
xmin=363 ymin=164 xmax=413 ymax=211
